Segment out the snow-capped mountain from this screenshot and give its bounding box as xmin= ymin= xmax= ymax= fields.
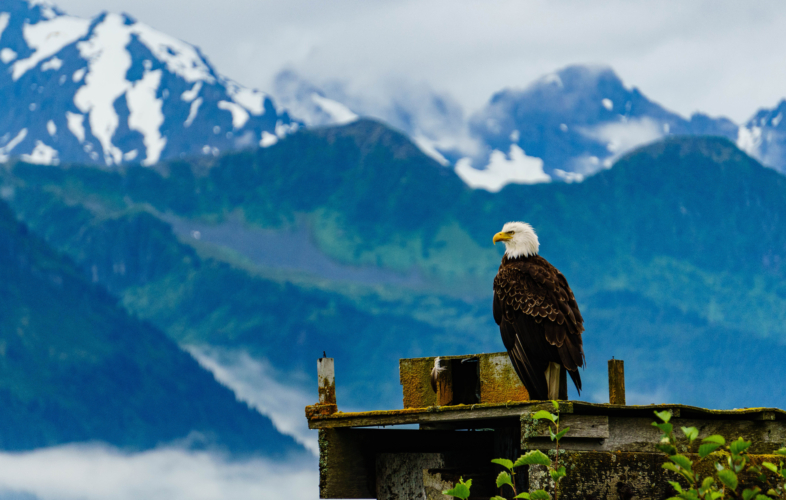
xmin=0 ymin=0 xmax=298 ymax=166
xmin=459 ymin=65 xmax=739 ymax=190
xmin=272 ymin=66 xmax=748 ymax=192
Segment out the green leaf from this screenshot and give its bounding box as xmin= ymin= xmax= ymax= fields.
xmin=762 ymin=462 xmax=778 ymax=473
xmin=670 ymin=454 xmax=693 ymax=472
xmin=532 ymin=410 xmax=557 ymax=423
xmin=551 ymin=400 xmax=559 ymax=410
xmin=491 ymin=458 xmax=514 ymax=471
xmin=742 ymin=487 xmax=761 ymax=500
xmin=496 ymin=471 xmax=513 ymax=489
xmin=774 ymin=448 xmax=786 ymax=456
xmin=717 ymin=469 xmax=738 ymax=490
xmin=730 ymin=438 xmax=752 ymax=455
xmin=490 ymin=497 xmax=509 ymax=500
xmin=668 ymin=480 xmax=683 ymax=493
xmin=663 ymin=462 xmax=681 ymax=474
xmin=653 ymin=422 xmax=674 ymax=435
xmin=513 ymin=494 xmax=531 ymax=499
xmin=754 ymin=496 xmax=771 ymax=500
xmin=443 ymin=477 xmax=472 ymax=500
xmin=654 ymin=410 xmax=672 ymax=423
xmin=701 ymin=476 xmax=715 ymax=489
xmin=681 ymin=426 xmax=699 ymax=442
xmin=550 ymin=466 xmax=566 ymax=482
xmin=657 ymin=443 xmax=678 ymax=455
xmin=554 ymin=427 xmax=570 ymax=441
xmin=698 ymin=443 xmax=723 ymax=458
xmin=530 ymin=491 xmax=551 ymax=500
xmin=702 ymin=435 xmax=725 ymax=445
xmin=513 ymin=450 xmax=551 ymax=467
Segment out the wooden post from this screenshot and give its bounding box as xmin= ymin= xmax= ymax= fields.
xmin=434 ymin=359 xmax=453 ymax=406
xmin=318 ymin=357 xmax=337 ymax=405
xmin=608 ymin=359 xmax=625 ymax=405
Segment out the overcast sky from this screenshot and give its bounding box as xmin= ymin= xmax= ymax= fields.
xmin=52 ymin=0 xmax=786 ymax=124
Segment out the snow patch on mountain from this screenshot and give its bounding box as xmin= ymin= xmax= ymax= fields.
xmin=0 ymin=48 xmax=15 ymax=63
xmin=21 ymin=140 xmax=58 ymax=164
xmin=0 ymin=13 xmax=9 ymax=37
xmin=218 ymin=101 xmax=250 ymax=129
xmin=126 ymin=68 xmax=166 ymax=165
xmin=260 ymin=131 xmax=277 ymax=147
xmin=66 ymin=112 xmax=85 ymax=142
xmin=0 ymin=129 xmax=28 ymax=161
xmin=455 ymin=145 xmax=550 ymax=192
xmin=13 ymin=14 xmax=90 ymax=80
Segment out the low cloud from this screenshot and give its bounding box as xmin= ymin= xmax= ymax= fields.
xmin=455 ymin=145 xmax=551 ymax=192
xmin=0 ymin=444 xmax=317 ymax=500
xmin=186 ymin=346 xmax=319 ymax=455
xmin=581 ymin=117 xmax=665 ymax=157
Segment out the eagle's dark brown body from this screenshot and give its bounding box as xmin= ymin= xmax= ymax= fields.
xmin=493 ymin=254 xmax=585 ymax=400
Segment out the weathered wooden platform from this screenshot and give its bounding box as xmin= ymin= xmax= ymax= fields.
xmin=306 ymin=353 xmax=786 ymax=499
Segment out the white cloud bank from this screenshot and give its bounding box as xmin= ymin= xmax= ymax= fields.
xmin=0 ymin=444 xmax=317 ymax=500
xmin=455 ymin=145 xmax=550 ymax=192
xmin=186 ymin=346 xmax=319 ymax=455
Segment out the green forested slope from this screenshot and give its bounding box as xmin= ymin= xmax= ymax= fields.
xmin=0 ymin=200 xmax=304 ymax=454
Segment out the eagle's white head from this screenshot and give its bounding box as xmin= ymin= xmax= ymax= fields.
xmin=492 ymin=221 xmax=539 ymax=259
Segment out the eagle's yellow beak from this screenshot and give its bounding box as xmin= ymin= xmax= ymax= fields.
xmin=493 ymin=231 xmax=512 ymax=244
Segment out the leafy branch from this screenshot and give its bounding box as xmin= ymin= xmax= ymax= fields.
xmin=653 ymin=410 xmax=786 ymax=500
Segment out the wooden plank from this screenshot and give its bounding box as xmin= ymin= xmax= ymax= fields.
xmin=318 ymin=357 xmax=337 ymax=405
xmin=523 ymin=416 xmax=786 ymax=454
xmin=309 ymin=402 xmax=573 ymax=429
xmin=608 ymin=359 xmax=625 ymax=405
xmin=523 ymin=415 xmax=609 ymax=440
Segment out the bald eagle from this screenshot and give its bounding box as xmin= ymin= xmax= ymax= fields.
xmin=492 ymin=222 xmax=585 ymax=401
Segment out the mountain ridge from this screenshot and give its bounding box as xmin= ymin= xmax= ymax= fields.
xmin=0 ymin=195 xmax=306 ymax=455
xmin=3 ymin=121 xmax=786 ymax=411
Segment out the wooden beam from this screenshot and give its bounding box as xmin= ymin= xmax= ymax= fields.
xmin=608 ymin=359 xmax=626 ymax=405
xmin=523 ymin=415 xmax=609 ymax=440
xmin=309 ymin=402 xmax=573 ymax=430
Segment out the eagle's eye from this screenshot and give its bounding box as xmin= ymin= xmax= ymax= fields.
xmin=507 ymin=231 xmax=515 ymax=235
